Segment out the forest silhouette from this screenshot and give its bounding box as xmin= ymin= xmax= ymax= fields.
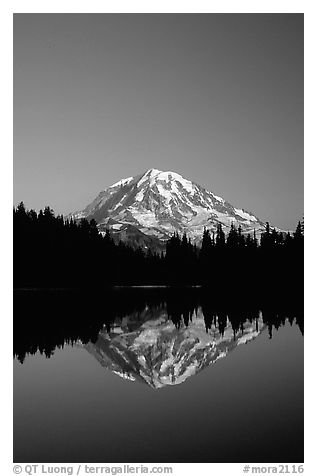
xmin=14 ymin=201 xmax=303 ymax=301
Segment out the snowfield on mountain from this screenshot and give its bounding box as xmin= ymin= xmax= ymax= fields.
xmin=69 ymin=168 xmax=268 ymax=245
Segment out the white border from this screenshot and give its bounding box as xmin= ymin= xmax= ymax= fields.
xmin=3 ymin=2 xmax=314 ymax=475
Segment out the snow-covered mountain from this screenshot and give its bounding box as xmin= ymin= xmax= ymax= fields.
xmin=69 ymin=168 xmax=267 ymax=244
xmin=82 ymin=307 xmax=265 ymax=389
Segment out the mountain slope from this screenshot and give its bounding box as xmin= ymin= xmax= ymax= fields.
xmin=69 ymin=168 xmax=267 ymax=243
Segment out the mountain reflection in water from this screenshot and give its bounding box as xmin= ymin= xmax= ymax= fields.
xmin=14 ymin=288 xmax=303 ymax=388
xmin=83 ymin=306 xmax=265 ymax=388
xmin=14 ymin=287 xmax=304 ymax=463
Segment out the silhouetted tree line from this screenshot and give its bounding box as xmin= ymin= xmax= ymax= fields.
xmin=14 ymin=202 xmax=303 ymax=299
xmin=14 ymin=201 xmax=153 ymax=288
xmin=165 ymin=221 xmax=303 ymax=299
xmin=14 ymin=287 xmax=303 ymax=364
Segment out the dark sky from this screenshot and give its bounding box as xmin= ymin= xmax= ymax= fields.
xmin=13 ymin=13 xmax=303 ymax=230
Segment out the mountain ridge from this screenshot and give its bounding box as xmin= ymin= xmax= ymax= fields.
xmin=69 ymin=168 xmax=268 ymax=246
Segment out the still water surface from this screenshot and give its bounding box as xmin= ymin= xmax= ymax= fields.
xmin=14 ymin=289 xmax=303 ymax=463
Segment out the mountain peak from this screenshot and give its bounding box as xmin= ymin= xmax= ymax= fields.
xmin=137 ymin=169 xmax=195 ymax=193
xmin=144 ymin=168 xmax=162 ymax=176
xmin=142 ymin=168 xmax=185 ymax=180
xmin=137 ymin=168 xmax=162 ymax=187
xmin=70 ymin=168 xmax=267 ymax=246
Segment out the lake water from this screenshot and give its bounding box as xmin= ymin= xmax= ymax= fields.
xmin=13 ymin=288 xmax=304 ymax=463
